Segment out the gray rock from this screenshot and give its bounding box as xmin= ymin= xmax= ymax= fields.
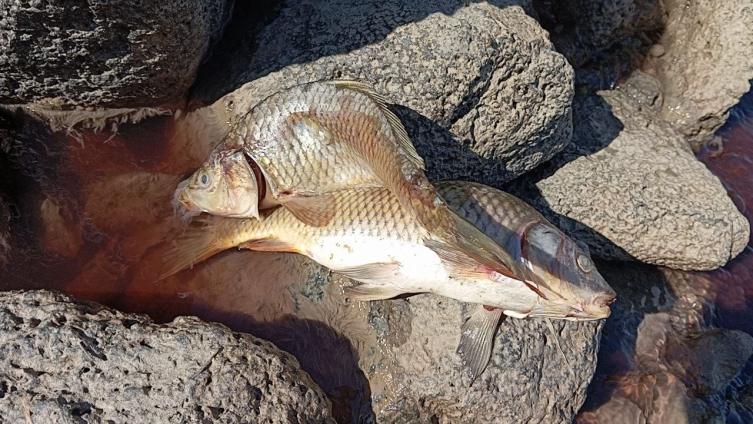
xmin=0 ymin=196 xmax=8 ymax=266
xmin=0 ymin=0 xmax=231 ymax=108
xmin=514 ymin=77 xmax=749 ymax=270
xmin=373 ymin=295 xmax=602 ymax=424
xmin=653 ymin=0 xmax=753 ymax=144
xmin=0 ymin=290 xmax=335 ymax=424
xmin=202 ymin=0 xmax=574 ymax=186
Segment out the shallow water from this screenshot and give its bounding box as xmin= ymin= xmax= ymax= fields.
xmin=1 ymin=89 xmax=752 ymax=423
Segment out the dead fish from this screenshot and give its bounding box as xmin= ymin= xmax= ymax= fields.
xmin=436 ymin=181 xmax=616 ymax=381
xmin=161 ymin=183 xmax=615 ymax=381
xmin=174 ymin=80 xmax=524 ymax=281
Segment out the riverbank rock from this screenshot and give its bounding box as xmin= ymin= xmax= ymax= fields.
xmin=0 ymin=0 xmax=231 ymax=108
xmin=652 ymin=0 xmax=753 ymax=144
xmin=197 ymin=0 xmax=574 ymax=186
xmin=513 ymin=74 xmax=749 ymax=270
xmin=0 ymin=290 xmax=335 ymax=424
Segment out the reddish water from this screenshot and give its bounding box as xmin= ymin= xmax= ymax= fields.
xmin=1 ymin=89 xmax=752 ymax=423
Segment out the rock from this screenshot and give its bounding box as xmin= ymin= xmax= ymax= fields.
xmin=373 ymin=295 xmax=602 ymax=423
xmin=153 ymin=250 xmax=603 ymax=424
xmin=513 ymin=75 xmax=749 ymax=270
xmin=653 ymin=0 xmax=753 ymax=144
xmin=0 ymin=0 xmax=231 ymax=108
xmin=0 ymin=290 xmax=335 ymax=424
xmin=554 ymin=0 xmax=664 ymax=50
xmin=686 ymin=329 xmax=753 ymax=395
xmin=38 ymin=196 xmax=82 ymax=259
xmin=199 ymin=0 xmax=574 ymax=186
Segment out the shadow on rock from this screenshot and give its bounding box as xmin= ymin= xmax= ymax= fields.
xmin=191 ymin=304 xmax=374 ymax=424
xmin=189 ymin=0 xmax=532 ymax=106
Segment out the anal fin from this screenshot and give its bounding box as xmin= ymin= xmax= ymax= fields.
xmin=280 ymin=194 xmax=336 ymax=227
xmin=457 ymin=305 xmax=504 ymax=386
xmin=344 ymin=283 xmax=404 ymax=302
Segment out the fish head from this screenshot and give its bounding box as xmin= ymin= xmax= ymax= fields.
xmin=521 ymin=223 xmax=616 ymax=321
xmin=174 ymin=150 xmax=261 ymax=219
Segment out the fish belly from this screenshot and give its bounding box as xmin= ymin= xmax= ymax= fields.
xmin=306 ymin=235 xmax=448 ymax=293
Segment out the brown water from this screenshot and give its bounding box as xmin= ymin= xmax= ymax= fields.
xmin=1 ymin=90 xmax=752 ymax=423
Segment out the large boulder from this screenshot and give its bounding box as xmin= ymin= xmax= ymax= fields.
xmin=653 ymin=0 xmax=753 ymax=144
xmin=512 ymin=73 xmax=749 ymax=270
xmin=198 ymin=0 xmax=574 ymax=186
xmin=0 ymin=290 xmax=335 ymax=424
xmin=0 ymin=0 xmax=231 ymax=108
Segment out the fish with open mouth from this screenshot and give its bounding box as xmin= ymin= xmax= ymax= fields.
xmin=162 ymin=181 xmax=616 ymax=382
xmin=174 ymin=80 xmax=525 ymax=282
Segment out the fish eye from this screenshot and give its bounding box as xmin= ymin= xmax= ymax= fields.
xmin=199 ymin=172 xmax=210 ymax=187
xmin=576 ymin=254 xmax=594 ymax=273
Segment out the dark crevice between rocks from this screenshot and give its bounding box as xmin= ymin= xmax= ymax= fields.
xmin=187 ymin=0 xmax=285 ymax=110
xmin=531 ymin=0 xmax=666 ymax=93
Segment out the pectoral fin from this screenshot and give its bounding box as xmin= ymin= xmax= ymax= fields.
xmin=239 ymin=238 xmax=300 ymax=253
xmin=279 ymin=194 xmax=336 ymax=227
xmin=158 ymin=224 xmax=224 ymax=281
xmin=425 ymin=239 xmax=492 ymax=280
xmin=343 ymin=283 xmax=405 ymax=301
xmin=457 ymin=305 xmax=504 ymax=385
xmin=450 ymin=212 xmax=524 ymax=281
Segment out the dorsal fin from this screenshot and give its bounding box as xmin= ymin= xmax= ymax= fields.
xmin=329 ymin=80 xmax=425 ymax=170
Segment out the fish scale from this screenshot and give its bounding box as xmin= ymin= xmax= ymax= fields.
xmin=215 ymin=81 xmax=525 ymax=280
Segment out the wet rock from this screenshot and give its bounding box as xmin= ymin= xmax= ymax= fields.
xmin=0 ymin=0 xmax=231 ymax=108
xmin=515 ymin=77 xmax=749 ymax=270
xmin=202 ymin=0 xmax=574 ymax=186
xmin=0 ymin=290 xmax=335 ymax=424
xmin=686 ymin=329 xmax=753 ymax=395
xmin=653 ymin=0 xmax=753 ymax=144
xmin=38 ymin=196 xmax=82 ymax=259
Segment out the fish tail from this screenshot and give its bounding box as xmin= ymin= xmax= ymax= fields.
xmin=157 ymin=218 xmax=236 ymax=281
